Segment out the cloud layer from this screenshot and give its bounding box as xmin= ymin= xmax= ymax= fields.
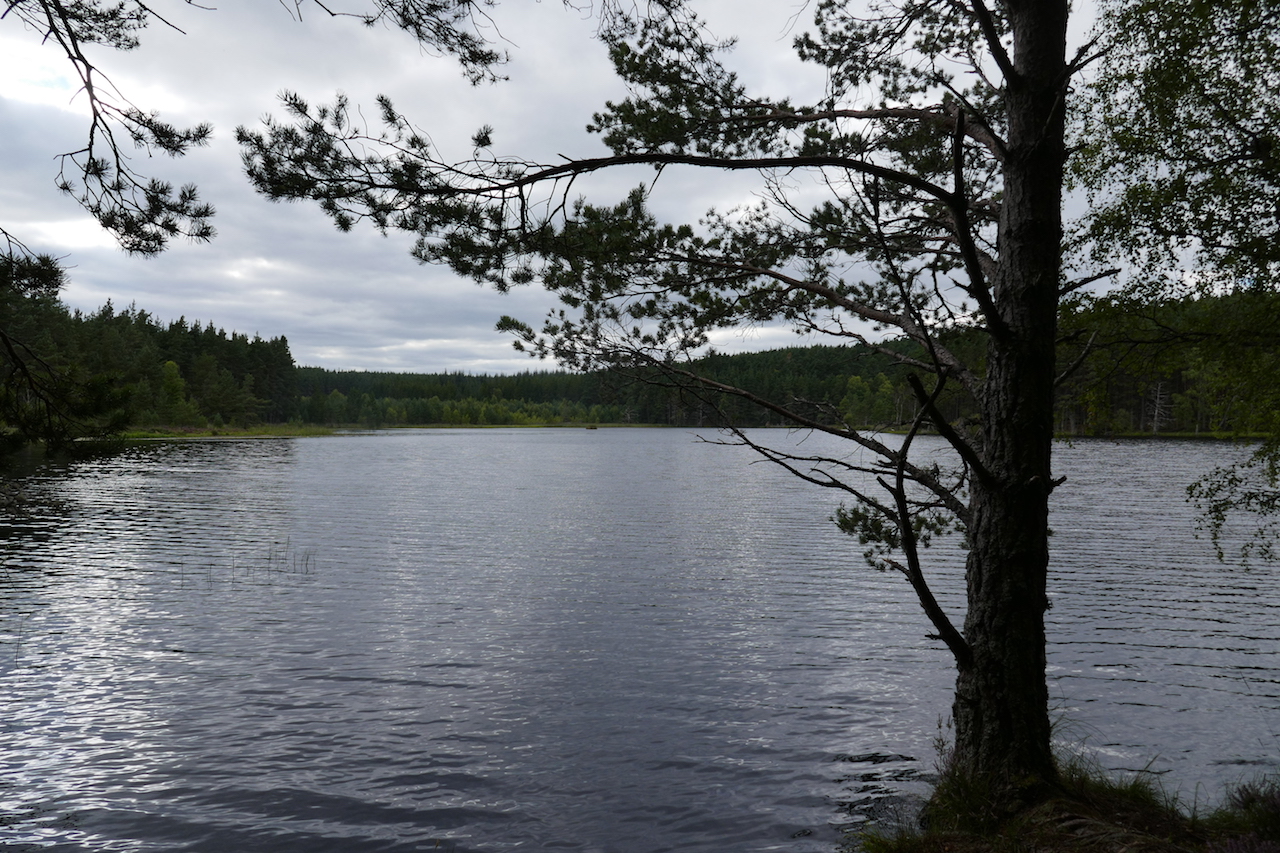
xmin=0 ymin=2 xmax=826 ymax=372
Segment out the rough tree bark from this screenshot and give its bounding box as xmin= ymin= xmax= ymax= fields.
xmin=951 ymin=0 xmax=1068 ymax=793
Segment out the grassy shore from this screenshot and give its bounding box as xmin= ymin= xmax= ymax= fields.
xmin=853 ymin=760 xmax=1280 ymax=853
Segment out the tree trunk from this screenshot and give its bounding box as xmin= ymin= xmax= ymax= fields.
xmin=949 ymin=0 xmax=1069 ymax=801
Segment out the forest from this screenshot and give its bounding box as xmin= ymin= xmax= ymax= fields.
xmin=0 ymin=284 xmax=294 ymax=449
xmin=3 ymin=284 xmax=1277 ymax=443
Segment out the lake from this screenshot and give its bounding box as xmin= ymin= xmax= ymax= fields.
xmin=0 ymin=429 xmax=1277 ymax=852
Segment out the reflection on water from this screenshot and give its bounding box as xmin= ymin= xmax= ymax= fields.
xmin=0 ymin=431 xmax=1277 ymax=852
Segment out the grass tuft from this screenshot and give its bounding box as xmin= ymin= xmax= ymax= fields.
xmin=1203 ymin=778 xmax=1280 ymax=848
xmin=850 ymin=752 xmax=1280 ymax=853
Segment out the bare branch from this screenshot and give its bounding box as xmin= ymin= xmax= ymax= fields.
xmin=1054 ymin=329 xmax=1098 ymax=387
xmin=968 ymin=0 xmax=1015 ymax=83
xmin=884 ymin=392 xmax=973 ymax=668
xmin=643 ymin=357 xmax=971 ymax=524
xmin=947 ymin=109 xmax=1007 ymax=339
xmin=1060 ymin=267 xmax=1120 ymax=296
xmin=905 ymin=372 xmax=991 ymax=486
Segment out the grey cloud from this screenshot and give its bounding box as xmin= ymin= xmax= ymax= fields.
xmin=2 ymin=2 xmax=814 ymax=374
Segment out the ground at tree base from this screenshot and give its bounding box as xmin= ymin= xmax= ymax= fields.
xmin=851 ymin=762 xmax=1280 ymax=853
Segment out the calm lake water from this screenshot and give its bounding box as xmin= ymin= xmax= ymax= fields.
xmin=1 ymin=429 xmax=1277 ymax=852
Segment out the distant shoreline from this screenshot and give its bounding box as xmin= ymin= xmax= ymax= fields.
xmin=115 ymin=424 xmax=1268 ymax=441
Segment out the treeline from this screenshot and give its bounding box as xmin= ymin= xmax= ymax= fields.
xmin=671 ymin=292 xmax=1280 ymax=437
xmin=1 ymin=289 xmax=294 ymax=447
xmin=292 ymin=345 xmax=925 ymax=429
xmin=292 ymin=349 xmax=896 ymax=428
xmin=1055 ymin=291 xmax=1280 ymax=436
xmin=5 ymin=286 xmax=1279 ymax=443
xmin=589 ymin=292 xmax=1280 ymax=436
xmin=294 ymin=366 xmax=624 ymax=427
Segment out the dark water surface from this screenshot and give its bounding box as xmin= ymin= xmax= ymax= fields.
xmin=0 ymin=430 xmax=1276 ymax=852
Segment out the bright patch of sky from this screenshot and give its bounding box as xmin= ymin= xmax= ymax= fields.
xmin=0 ymin=36 xmax=79 ymax=110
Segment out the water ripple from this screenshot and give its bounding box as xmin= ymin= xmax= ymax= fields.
xmin=0 ymin=432 xmax=1276 ymax=851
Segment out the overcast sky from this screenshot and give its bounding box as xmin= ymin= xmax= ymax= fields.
xmin=0 ymin=1 xmax=840 ymax=373
xmin=1 ymin=2 xmax=1102 ymax=374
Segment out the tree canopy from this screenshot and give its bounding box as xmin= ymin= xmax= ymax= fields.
xmin=1077 ymin=0 xmax=1280 ymax=291
xmin=0 ymin=0 xmax=540 ymax=262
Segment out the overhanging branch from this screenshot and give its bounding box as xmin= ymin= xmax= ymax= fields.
xmin=639 ymin=356 xmax=970 ymax=524
xmin=905 ymin=373 xmax=993 ymax=487
xmin=885 ymin=382 xmax=973 ymax=669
